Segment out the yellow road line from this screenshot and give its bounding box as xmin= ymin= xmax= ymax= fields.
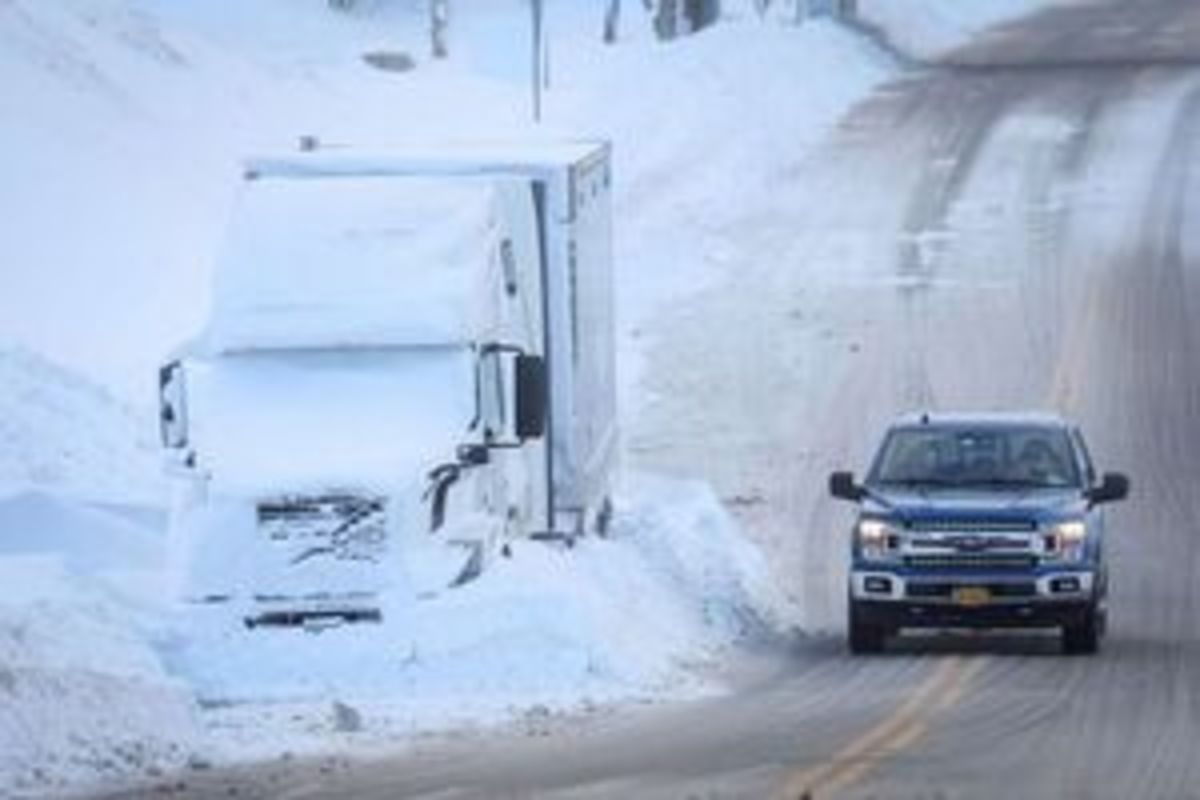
xmin=777 ymin=657 xmax=987 ymax=800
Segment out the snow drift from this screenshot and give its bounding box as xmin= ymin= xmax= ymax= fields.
xmin=170 ymin=477 xmax=785 ymax=762
xmin=0 ymin=347 xmax=161 ymax=504
xmin=0 ymin=513 xmax=201 ymax=795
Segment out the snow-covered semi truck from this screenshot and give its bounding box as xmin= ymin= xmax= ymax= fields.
xmin=158 ymin=142 xmax=617 ymax=627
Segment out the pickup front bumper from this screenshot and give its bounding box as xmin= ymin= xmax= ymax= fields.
xmin=849 ymin=568 xmax=1100 ymax=630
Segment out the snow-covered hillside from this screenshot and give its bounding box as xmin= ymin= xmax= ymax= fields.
xmin=0 ymin=0 xmax=891 ymax=401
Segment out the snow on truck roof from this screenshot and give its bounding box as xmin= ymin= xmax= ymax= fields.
xmin=245 ymin=140 xmax=610 ymax=183
xmin=206 ymin=173 xmax=497 ymax=353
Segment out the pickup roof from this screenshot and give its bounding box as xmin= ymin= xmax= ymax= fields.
xmin=829 ymin=413 xmax=1129 ymax=655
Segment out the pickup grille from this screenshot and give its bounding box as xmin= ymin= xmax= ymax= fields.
xmin=904 ymin=553 xmax=1038 ymax=571
xmin=906 ymin=519 xmax=1037 ymax=533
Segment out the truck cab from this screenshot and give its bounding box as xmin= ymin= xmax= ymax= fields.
xmin=158 ymin=142 xmax=617 ymax=629
xmin=829 ymin=413 xmax=1129 ymax=655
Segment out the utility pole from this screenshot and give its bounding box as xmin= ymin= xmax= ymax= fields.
xmin=531 ymin=0 xmax=544 ymax=122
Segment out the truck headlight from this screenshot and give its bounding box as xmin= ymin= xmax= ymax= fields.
xmin=1047 ymin=520 xmax=1087 ymax=562
xmin=856 ymin=519 xmax=898 ymax=560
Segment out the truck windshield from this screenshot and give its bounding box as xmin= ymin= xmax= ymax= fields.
xmin=188 ymin=346 xmax=478 ymax=492
xmin=870 ymin=425 xmax=1081 ymax=489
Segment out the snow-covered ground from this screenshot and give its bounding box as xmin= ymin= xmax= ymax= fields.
xmin=172 ymin=475 xmax=783 ymax=761
xmin=0 ymin=0 xmax=915 ymax=795
xmin=0 ymin=553 xmax=197 ymax=793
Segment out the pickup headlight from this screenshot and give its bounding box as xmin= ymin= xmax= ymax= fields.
xmin=856 ymin=519 xmax=898 ymax=560
xmin=1047 ymin=520 xmax=1087 ymax=562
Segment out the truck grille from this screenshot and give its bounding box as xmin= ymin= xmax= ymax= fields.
xmin=257 ymin=494 xmax=387 ymax=564
xmin=904 ymin=553 xmax=1038 ymax=571
xmin=906 ymin=519 xmax=1037 ymax=533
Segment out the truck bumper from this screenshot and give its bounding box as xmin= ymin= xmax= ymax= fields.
xmin=850 ymin=568 xmax=1100 ymax=630
xmin=851 ymin=597 xmax=1096 ymax=630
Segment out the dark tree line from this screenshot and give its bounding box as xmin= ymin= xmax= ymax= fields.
xmin=605 ymin=0 xmax=721 ymax=43
xmin=330 ymin=0 xmax=723 ymax=57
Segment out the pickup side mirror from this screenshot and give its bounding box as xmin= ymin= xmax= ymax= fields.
xmin=158 ymin=361 xmax=188 ymax=449
xmin=1087 ymin=472 xmax=1130 ymax=505
xmin=514 ymin=354 xmax=547 ymax=441
xmin=830 ymin=471 xmax=867 ymax=502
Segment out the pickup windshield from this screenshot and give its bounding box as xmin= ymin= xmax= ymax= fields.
xmin=870 ymin=425 xmax=1081 ymax=489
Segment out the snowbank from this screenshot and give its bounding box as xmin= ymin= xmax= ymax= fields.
xmin=0 ymin=522 xmax=202 ymax=795
xmin=0 ymin=489 xmax=159 ymax=574
xmin=0 ymin=351 xmax=195 ymax=795
xmin=858 ymin=0 xmax=1072 ymax=59
xmin=169 ymin=476 xmax=785 ymax=761
xmin=0 ymin=347 xmax=162 ymax=504
xmin=0 ymin=357 xmax=788 ymax=794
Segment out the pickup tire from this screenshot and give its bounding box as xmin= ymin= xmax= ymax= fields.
xmin=1062 ymin=606 xmax=1101 ymax=655
xmin=848 ymin=600 xmax=888 ymax=654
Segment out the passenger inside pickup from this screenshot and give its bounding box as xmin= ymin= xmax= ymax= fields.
xmin=1015 ymin=439 xmax=1069 ymax=485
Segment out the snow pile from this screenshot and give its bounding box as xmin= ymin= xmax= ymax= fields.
xmin=0 ymin=490 xmax=159 ymax=575
xmin=858 ymin=0 xmax=1070 ymax=58
xmin=0 ymin=525 xmax=201 ymax=795
xmin=170 ymin=477 xmax=784 ymax=757
xmin=0 ymin=348 xmax=191 ymax=794
xmin=0 ymin=347 xmax=161 ymax=504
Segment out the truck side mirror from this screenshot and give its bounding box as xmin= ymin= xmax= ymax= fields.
xmin=830 ymin=471 xmax=866 ymax=502
xmin=515 ymin=354 xmax=547 ymax=441
xmin=159 ymin=361 xmax=188 ymax=449
xmin=1087 ymin=472 xmax=1129 ymax=505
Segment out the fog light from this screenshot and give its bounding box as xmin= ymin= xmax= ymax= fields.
xmin=864 ymin=576 xmax=893 ymax=594
xmin=1050 ymin=577 xmax=1081 ymax=593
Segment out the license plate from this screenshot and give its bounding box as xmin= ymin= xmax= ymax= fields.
xmin=952 ymin=586 xmax=992 ymax=607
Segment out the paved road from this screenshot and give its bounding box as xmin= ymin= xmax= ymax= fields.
xmin=112 ymin=2 xmax=1200 ymax=797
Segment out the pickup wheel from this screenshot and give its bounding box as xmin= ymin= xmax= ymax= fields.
xmin=1062 ymin=607 xmax=1101 ymax=655
xmin=848 ymin=601 xmax=888 ymax=655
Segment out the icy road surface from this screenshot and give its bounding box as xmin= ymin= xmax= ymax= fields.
xmin=108 ymin=1 xmax=1200 ymax=797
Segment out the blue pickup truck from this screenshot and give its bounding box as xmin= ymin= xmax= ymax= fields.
xmin=829 ymin=413 xmax=1129 ymax=655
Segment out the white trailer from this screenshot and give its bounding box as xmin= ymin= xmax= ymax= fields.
xmin=158 ymin=141 xmax=617 ymax=627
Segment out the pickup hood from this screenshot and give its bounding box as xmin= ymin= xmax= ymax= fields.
xmin=861 ymin=487 xmax=1088 ymax=524
xmin=187 ymin=347 xmax=476 ymax=495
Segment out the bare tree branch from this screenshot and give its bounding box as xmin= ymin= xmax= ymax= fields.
xmin=431 ymin=0 xmax=449 ymax=59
